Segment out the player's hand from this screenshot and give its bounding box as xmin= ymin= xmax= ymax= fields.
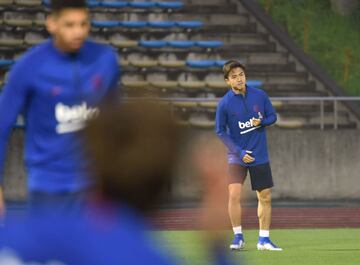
xmin=252 ymin=118 xmax=261 ymax=127
xmin=242 ymin=150 xmax=255 ymax=163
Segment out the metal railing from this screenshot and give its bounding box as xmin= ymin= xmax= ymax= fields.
xmin=126 ymin=96 xmax=360 ymax=130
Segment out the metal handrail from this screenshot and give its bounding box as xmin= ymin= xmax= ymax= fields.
xmin=125 ymin=96 xmax=360 ymax=130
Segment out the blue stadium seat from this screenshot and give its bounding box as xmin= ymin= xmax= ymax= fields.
xmin=120 ymin=21 xmax=148 ymax=28
xmin=43 ymin=0 xmax=100 ymax=8
xmin=87 ymin=1 xmax=100 ymax=8
xmin=139 ymin=40 xmax=167 ymax=48
xmin=148 ymin=21 xmax=176 ymax=28
xmin=128 ymin=2 xmax=156 ymax=8
xmin=247 ymin=80 xmax=263 ymax=88
xmin=100 ymin=1 xmax=128 ymax=8
xmin=0 ymin=59 xmax=14 ymax=68
xmin=176 ymin=21 xmax=204 ymax=29
xmin=156 ymin=2 xmax=184 ymax=9
xmin=92 ymin=21 xmax=119 ymax=28
xmin=195 ymin=41 xmax=223 ymax=48
xmin=167 ymin=40 xmax=195 ymax=48
xmin=186 ymin=60 xmax=216 ymax=69
xmin=215 ymin=60 xmax=227 ymax=67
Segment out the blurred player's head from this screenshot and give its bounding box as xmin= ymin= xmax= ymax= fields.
xmin=223 ymin=60 xmax=247 ymax=93
xmin=84 ymin=101 xmax=182 ymax=212
xmin=46 ymin=0 xmax=90 ymax=52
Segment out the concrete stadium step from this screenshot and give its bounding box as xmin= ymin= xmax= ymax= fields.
xmin=265 ymin=83 xmax=316 ymax=92
xmin=192 ymin=32 xmax=269 ymax=45
xmin=181 ymin=4 xmax=239 ymax=14
xmin=267 ymin=90 xmax=328 ymax=97
xmin=248 ymin=72 xmax=309 ymax=85
xmin=199 ymin=24 xmax=257 ymax=34
xmin=170 ymin=13 xmax=249 ymax=25
xmin=183 ymin=0 xmax=234 ymax=6
xmin=121 ymin=63 xmax=296 ymax=73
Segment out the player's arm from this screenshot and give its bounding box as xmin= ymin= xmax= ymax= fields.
xmin=260 ymin=92 xmax=277 ymax=126
xmin=0 ymin=60 xmax=30 ymax=213
xmin=215 ymin=101 xmax=252 ymax=162
xmin=104 ymin=49 xmax=121 ymax=103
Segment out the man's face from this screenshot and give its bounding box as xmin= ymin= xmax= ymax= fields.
xmin=225 ymin=67 xmax=246 ymax=92
xmin=46 ymin=8 xmax=90 ymax=52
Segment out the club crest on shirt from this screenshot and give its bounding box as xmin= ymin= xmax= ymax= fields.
xmin=50 ymin=87 xmax=63 ymax=96
xmin=91 ymin=74 xmax=103 ymax=91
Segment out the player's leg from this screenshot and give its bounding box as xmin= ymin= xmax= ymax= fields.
xmin=228 ymin=164 xmax=247 ymax=250
xmin=249 ymin=163 xmax=282 ymax=251
xmin=256 ymin=188 xmax=271 ymax=231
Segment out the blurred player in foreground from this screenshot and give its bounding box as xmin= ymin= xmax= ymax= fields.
xmin=0 ymin=101 xmax=238 ymax=265
xmin=0 ymin=0 xmax=120 ymax=214
xmin=216 ymin=60 xmax=282 ymax=251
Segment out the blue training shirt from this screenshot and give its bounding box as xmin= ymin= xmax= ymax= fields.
xmin=0 ymin=39 xmax=120 ymax=192
xmin=0 ymin=204 xmax=177 ymax=265
xmin=215 ymin=86 xmax=277 ymax=166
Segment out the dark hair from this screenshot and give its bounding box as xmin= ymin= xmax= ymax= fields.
xmin=51 ymin=0 xmax=87 ymax=13
xmin=223 ymin=60 xmax=246 ymax=79
xmin=84 ymin=101 xmax=183 ymax=212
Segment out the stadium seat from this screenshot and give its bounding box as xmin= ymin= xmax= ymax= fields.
xmin=206 ymin=80 xmax=228 ymax=89
xmin=188 ymin=114 xmax=215 ymax=129
xmin=172 ymin=101 xmax=197 ymax=108
xmin=149 ymin=80 xmax=178 ymax=89
xmin=167 ymin=40 xmax=195 ymax=48
xmin=186 ymin=60 xmax=216 ymax=69
xmin=148 ymin=21 xmax=176 ymax=28
xmin=276 ymin=114 xmax=305 ymax=129
xmin=0 ymin=38 xmax=23 ymax=47
xmin=174 ymin=119 xmax=190 ymax=127
xmin=87 ymin=1 xmax=100 ymax=8
xmin=195 ymin=41 xmax=223 ymax=48
xmin=215 ymin=60 xmax=228 ymax=67
xmin=156 ymin=2 xmax=184 ymax=9
xmin=14 ymin=0 xmax=42 ymax=7
xmin=130 ymin=60 xmax=158 ymax=68
xmin=271 ymin=100 xmax=283 ymax=108
xmin=34 ymin=19 xmax=45 ymax=27
xmin=178 ymin=80 xmax=206 ymax=89
xmin=24 ymin=33 xmax=45 ymax=45
xmin=198 ymin=101 xmax=218 ymax=109
xmin=122 ymin=80 xmax=150 ymax=89
xmin=175 ymin=21 xmax=204 ymax=29
xmin=158 ymin=60 xmax=186 ymax=68
xmin=43 ymin=0 xmax=100 ymax=7
xmin=247 ymin=80 xmax=263 ymax=88
xmin=139 ymin=40 xmax=167 ymax=48
xmin=0 ymin=0 xmax=13 ymax=6
xmin=120 ymin=21 xmax=148 ymax=28
xmin=4 ymin=17 xmax=33 ymax=27
xmin=128 ymin=2 xmax=156 ymax=8
xmin=100 ymin=1 xmax=128 ymax=8
xmin=110 ymin=40 xmax=138 ymax=48
xmin=0 ymin=59 xmax=14 ymax=68
xmin=92 ymin=21 xmax=119 ymax=28
xmin=119 ymin=59 xmax=129 ymax=66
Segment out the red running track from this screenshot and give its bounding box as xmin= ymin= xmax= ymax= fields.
xmin=148 ymin=208 xmax=360 ymax=230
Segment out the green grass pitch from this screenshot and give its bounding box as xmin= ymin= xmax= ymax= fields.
xmin=156 ymin=229 xmax=360 ymax=265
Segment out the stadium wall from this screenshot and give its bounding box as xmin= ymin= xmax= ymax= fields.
xmin=3 ymin=128 xmax=360 ymax=201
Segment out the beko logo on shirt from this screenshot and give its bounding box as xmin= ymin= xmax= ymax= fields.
xmin=238 ymin=116 xmax=262 ymax=135
xmin=238 ymin=118 xmax=257 ymax=129
xmin=55 ymin=102 xmax=99 ymax=134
